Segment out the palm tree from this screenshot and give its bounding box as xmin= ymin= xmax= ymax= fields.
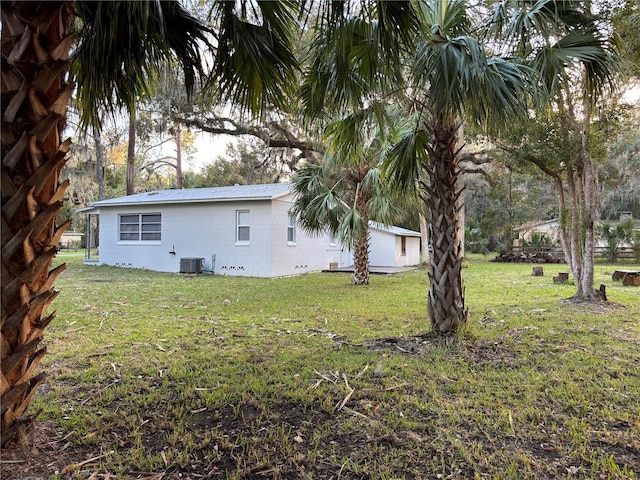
xmin=304 ymin=0 xmax=619 ymax=333
xmin=597 ymin=220 xmax=636 ymax=263
xmin=387 ymin=3 xmax=534 ymax=334
xmin=1 ymin=0 xmax=298 ymax=448
xmin=291 ymin=109 xmax=399 ymax=285
xmin=303 ymin=1 xmax=532 ymax=335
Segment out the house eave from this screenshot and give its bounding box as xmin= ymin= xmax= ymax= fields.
xmin=83 ymin=195 xmax=286 ymax=211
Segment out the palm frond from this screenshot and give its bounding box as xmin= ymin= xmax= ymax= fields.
xmin=207 ymin=0 xmax=299 ymax=118
xmin=469 ymin=57 xmax=535 ymax=130
xmin=414 ymin=34 xmax=490 ymax=120
xmin=291 ymin=163 xmax=346 ymax=235
xmin=73 ymin=1 xmax=210 ymax=130
xmin=338 ymin=207 xmax=368 ymax=248
xmin=383 ymin=126 xmax=430 ymax=194
xmin=532 ymin=29 xmax=619 ymax=101
xmin=416 ymin=0 xmax=469 ymax=37
xmin=301 ymin=2 xmax=416 ymax=121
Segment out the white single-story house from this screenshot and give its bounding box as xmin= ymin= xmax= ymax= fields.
xmin=78 ymin=183 xmax=420 ymax=278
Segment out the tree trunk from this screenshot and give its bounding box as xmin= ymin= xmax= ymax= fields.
xmin=573 ymin=97 xmax=599 ymax=301
xmin=419 ymin=213 xmax=430 ymax=264
xmin=175 ymin=124 xmax=183 ymax=189
xmin=351 ymin=229 xmax=370 ymax=285
xmin=560 ymin=92 xmax=600 ymax=302
xmin=127 ymin=106 xmax=136 ymax=195
xmin=94 ymin=124 xmax=106 ymax=201
xmin=352 ymin=189 xmax=370 ymax=285
xmin=1 ymin=1 xmax=72 ymax=448
xmin=425 ymin=118 xmax=468 ymax=334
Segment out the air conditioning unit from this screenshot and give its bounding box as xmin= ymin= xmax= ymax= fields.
xmin=180 ymin=257 xmax=204 ymax=274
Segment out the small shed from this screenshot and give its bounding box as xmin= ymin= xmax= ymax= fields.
xmin=59 ymin=231 xmax=84 ymax=250
xmin=369 ymin=222 xmax=421 ymax=267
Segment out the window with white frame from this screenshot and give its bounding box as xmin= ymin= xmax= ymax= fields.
xmin=287 ymin=212 xmax=296 ymax=244
xmin=119 ymin=214 xmax=161 ymax=241
xmin=236 ymin=210 xmax=250 ymax=243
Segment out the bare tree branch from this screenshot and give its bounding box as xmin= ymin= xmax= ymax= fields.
xmin=461 ymin=167 xmax=498 ymax=186
xmin=174 ymin=113 xmax=323 ymax=161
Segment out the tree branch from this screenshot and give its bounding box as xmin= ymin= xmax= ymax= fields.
xmin=461 ymin=167 xmax=498 ymax=186
xmin=174 ymin=113 xmax=323 ymax=158
xmin=492 ymin=138 xmax=564 ymax=180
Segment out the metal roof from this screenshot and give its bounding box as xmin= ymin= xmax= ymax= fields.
xmin=78 ymin=185 xmax=421 ymax=238
xmin=82 ymin=183 xmax=293 ymax=209
xmin=369 ymin=221 xmax=420 ymax=237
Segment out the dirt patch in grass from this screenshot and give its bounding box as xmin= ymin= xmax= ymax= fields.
xmin=2 ymin=402 xmax=441 ymax=480
xmin=360 ymin=334 xmax=437 ymax=354
xmin=1 ymin=420 xmax=96 ymax=480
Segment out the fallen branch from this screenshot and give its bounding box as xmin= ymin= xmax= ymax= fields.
xmin=335 ymin=374 xmax=354 ymax=411
xmin=61 ymin=451 xmax=114 ymax=474
xmin=342 ymin=407 xmax=373 ymax=421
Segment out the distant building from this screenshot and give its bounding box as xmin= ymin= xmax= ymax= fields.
xmin=513 ymin=219 xmax=561 ymax=246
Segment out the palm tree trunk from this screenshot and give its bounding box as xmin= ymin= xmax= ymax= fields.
xmin=425 ymin=119 xmax=468 ymax=334
xmin=1 ymin=1 xmax=73 ymax=448
xmin=352 ymin=191 xmax=370 ymax=285
xmin=352 ymin=230 xmax=370 ymax=285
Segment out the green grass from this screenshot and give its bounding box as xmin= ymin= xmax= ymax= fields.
xmin=21 ymin=255 xmax=640 ymax=479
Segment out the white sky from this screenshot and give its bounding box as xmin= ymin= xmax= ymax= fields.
xmin=187 ymin=131 xmax=233 ymax=172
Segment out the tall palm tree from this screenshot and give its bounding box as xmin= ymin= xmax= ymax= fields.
xmin=303 ymin=0 xmax=532 ymax=335
xmin=303 ymin=0 xmax=618 ymax=333
xmin=387 ymin=1 xmax=534 ymax=334
xmin=1 ymin=0 xmax=298 ymax=448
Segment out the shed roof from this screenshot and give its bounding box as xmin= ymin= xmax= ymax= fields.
xmin=513 ymin=219 xmax=560 ymax=231
xmin=79 ymin=183 xmax=292 ymax=212
xmin=370 ymin=222 xmax=421 ymax=237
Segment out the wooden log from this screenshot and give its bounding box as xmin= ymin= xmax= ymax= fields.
xmin=612 ymin=270 xmax=640 ymax=281
xmin=532 ymin=267 xmax=544 ymax=276
xmin=557 ymin=272 xmax=569 ymax=282
xmin=623 ymin=274 xmax=640 ymax=286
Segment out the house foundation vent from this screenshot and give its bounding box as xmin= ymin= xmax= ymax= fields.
xmin=180 ymin=257 xmax=204 ymax=274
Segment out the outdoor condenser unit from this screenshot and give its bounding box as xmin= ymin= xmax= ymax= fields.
xmin=180 ymin=257 xmax=204 ymax=274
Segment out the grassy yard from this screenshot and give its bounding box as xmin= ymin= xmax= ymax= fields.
xmin=3 ymin=255 xmax=639 ymax=479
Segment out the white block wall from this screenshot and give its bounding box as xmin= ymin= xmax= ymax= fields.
xmin=369 ymin=229 xmax=420 ymax=267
